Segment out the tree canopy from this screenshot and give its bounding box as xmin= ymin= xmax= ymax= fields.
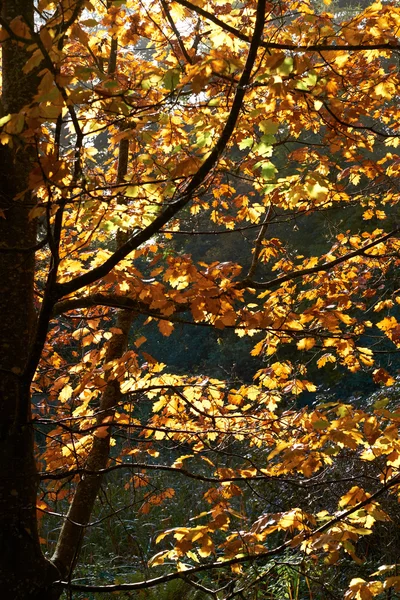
xmin=0 ymin=0 xmax=400 ymax=598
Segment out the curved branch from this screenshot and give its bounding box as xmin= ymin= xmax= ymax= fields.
xmin=40 ymin=462 xmax=270 ymax=483
xmin=161 ymin=0 xmax=193 ymax=65
xmin=52 ymin=292 xmax=190 ymax=318
xmin=39 ymin=462 xmax=370 ymax=490
xmin=172 ymin=0 xmax=400 ymax=52
xmin=0 ymin=236 xmax=48 ymax=253
xmin=237 ymin=227 xmax=400 ymax=290
xmin=58 ymin=472 xmax=400 ymax=592
xmin=317 ymin=96 xmax=399 ymax=138
xmin=54 ymin=0 xmax=268 ymax=300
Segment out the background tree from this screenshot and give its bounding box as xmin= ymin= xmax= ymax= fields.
xmin=0 ymin=0 xmax=399 ymax=598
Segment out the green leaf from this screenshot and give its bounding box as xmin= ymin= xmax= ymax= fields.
xmin=0 ymin=114 xmax=11 ymax=127
xmin=104 ymin=80 xmax=120 ymax=88
xmin=238 ymin=137 xmax=253 ymax=150
xmin=164 ymin=69 xmax=181 ymax=91
xmin=40 ymin=104 xmax=62 ymax=119
xmin=125 ymin=185 xmax=139 ymax=198
xmin=260 ymin=134 xmax=276 ymax=145
xmin=255 ymin=142 xmax=273 ymax=157
xmin=196 ymin=131 xmax=212 ymax=148
xmin=262 ymin=183 xmax=277 ymax=194
xmin=297 ymin=71 xmax=318 ymax=91
xmin=36 ymin=86 xmax=61 ymax=103
xmin=276 ymin=56 xmax=293 ymax=76
xmin=259 ymin=119 xmax=279 ymax=135
xmin=81 ymin=19 xmax=99 ymax=27
xmin=255 ymin=161 xmax=277 ymax=180
xmin=313 ymin=419 xmax=329 ymax=430
xmin=254 ymin=136 xmax=275 ymax=157
xmin=373 ymin=397 xmax=389 ymax=409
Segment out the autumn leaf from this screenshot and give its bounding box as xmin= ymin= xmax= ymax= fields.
xmin=158 ymin=320 xmax=174 ymax=337
xmin=373 ymin=368 xmax=395 ymax=386
xmin=3 ymin=0 xmax=400 ymax=595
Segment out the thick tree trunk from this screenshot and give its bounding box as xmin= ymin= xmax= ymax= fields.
xmin=0 ymin=2 xmax=135 ymax=593
xmin=0 ymin=1 xmax=60 ymax=597
xmin=0 ymin=395 xmax=59 ymax=599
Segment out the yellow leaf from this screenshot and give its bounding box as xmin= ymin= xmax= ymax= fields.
xmin=306 ymin=180 xmax=329 ymax=202
xmin=297 ymin=338 xmax=316 ymax=351
xmin=59 ymin=385 xmax=73 ymax=403
xmin=197 ymin=534 xmax=214 ymax=557
xmin=171 ymin=157 xmax=202 ymax=178
xmin=149 ymin=550 xmax=168 ymax=566
xmin=317 ymin=354 xmax=336 ymax=368
xmin=339 ymin=486 xmax=369 ymax=508
xmin=374 ymin=81 xmax=396 ymax=100
xmin=373 ymin=368 xmax=395 ymax=386
xmin=377 ymin=316 xmax=397 ymax=332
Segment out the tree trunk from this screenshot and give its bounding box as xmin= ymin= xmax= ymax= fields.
xmin=0 ymin=1 xmax=59 ymax=597
xmin=51 ymin=309 xmax=135 ymax=578
xmin=52 ymin=68 xmax=134 ymax=574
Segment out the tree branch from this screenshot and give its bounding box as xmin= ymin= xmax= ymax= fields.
xmin=39 ymin=462 xmax=371 ymax=490
xmin=54 ymin=0 xmax=267 ymax=300
xmin=58 ymin=473 xmax=400 ymax=592
xmin=161 ymin=0 xmax=193 ymax=65
xmin=172 ymin=0 xmax=400 ymax=52
xmin=52 ymin=293 xmax=190 ymax=318
xmin=237 ymin=227 xmax=400 ymax=290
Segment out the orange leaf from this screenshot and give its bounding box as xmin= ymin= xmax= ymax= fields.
xmin=158 ymin=320 xmax=174 ymax=337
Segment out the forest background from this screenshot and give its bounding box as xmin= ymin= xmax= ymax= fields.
xmin=0 ymin=0 xmax=400 ymax=598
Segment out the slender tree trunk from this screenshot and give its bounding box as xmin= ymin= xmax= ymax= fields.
xmin=52 ymin=48 xmax=134 ymax=571
xmin=51 ymin=308 xmax=134 ymax=577
xmin=0 ymin=1 xmax=60 ymax=597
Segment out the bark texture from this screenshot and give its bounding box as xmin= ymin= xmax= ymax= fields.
xmin=0 ymin=1 xmax=59 ymax=597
